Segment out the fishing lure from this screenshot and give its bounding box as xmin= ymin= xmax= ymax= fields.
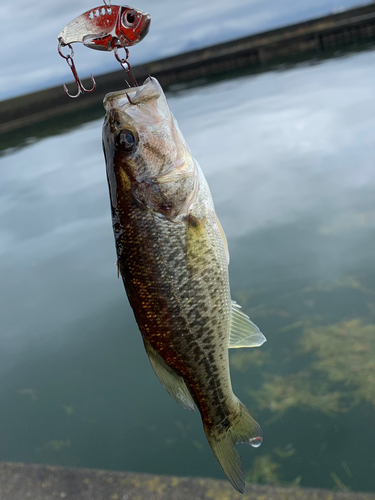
xmin=57 ymin=0 xmax=151 ymax=97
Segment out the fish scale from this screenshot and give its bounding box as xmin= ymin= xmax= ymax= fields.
xmin=117 ymin=200 xmax=231 ymax=425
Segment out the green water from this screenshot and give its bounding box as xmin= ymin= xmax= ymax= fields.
xmin=1 ymin=50 xmax=375 ymax=493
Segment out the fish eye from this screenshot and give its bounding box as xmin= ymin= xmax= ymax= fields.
xmin=117 ymin=130 xmax=136 ymax=152
xmin=122 ymin=10 xmax=137 ymax=27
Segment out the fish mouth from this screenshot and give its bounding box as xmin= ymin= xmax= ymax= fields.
xmin=103 ymin=76 xmax=161 ymax=111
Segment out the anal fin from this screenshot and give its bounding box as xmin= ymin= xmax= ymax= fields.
xmin=229 ymin=301 xmax=266 ymax=348
xmin=145 ymin=342 xmax=195 ymax=412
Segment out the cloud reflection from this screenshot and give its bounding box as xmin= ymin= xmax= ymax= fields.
xmin=168 ymin=51 xmax=375 ymax=239
xmin=0 ymin=50 xmax=375 ymax=360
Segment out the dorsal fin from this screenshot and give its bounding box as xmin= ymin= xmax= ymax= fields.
xmin=229 ymin=301 xmax=266 ymax=348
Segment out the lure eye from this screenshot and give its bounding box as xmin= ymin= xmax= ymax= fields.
xmin=122 ymin=10 xmax=137 ymax=28
xmin=117 ymin=130 xmax=136 ymax=152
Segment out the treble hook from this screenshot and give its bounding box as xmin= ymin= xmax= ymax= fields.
xmin=114 ymin=45 xmax=138 ymax=87
xmin=58 ymin=41 xmax=96 ymax=98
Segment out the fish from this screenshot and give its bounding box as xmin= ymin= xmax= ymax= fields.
xmin=102 ymin=77 xmax=266 ymax=494
xmin=58 ymin=5 xmax=151 ymax=51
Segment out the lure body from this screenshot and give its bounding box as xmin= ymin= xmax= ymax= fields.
xmin=58 ymin=5 xmax=150 ymax=51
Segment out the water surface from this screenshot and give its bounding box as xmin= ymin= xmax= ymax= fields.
xmin=1 ymin=50 xmax=375 ymax=492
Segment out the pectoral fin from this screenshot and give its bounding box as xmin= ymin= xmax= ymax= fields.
xmin=186 ymin=212 xmax=229 ymax=267
xmin=229 ymin=301 xmax=266 ymax=348
xmin=215 ymin=214 xmax=230 ymax=265
xmin=145 ymin=342 xmax=195 ymax=412
xmin=186 ymin=213 xmax=206 ymax=266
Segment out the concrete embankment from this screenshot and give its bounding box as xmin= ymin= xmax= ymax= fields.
xmin=1 ymin=3 xmax=375 ymax=137
xmin=1 ymin=462 xmax=375 ymax=500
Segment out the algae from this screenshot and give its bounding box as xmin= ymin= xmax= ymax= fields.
xmin=246 ymin=454 xmax=282 ymax=485
xmin=250 ymin=319 xmax=375 ymax=414
xmin=230 ymin=274 xmax=375 ymax=492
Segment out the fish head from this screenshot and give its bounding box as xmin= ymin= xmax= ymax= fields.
xmin=103 ymin=77 xmax=198 ymax=218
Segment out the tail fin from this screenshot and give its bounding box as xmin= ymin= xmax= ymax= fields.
xmin=204 ymin=400 xmax=262 ymax=494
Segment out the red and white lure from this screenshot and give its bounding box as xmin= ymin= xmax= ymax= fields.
xmin=57 ymin=0 xmax=151 ymax=97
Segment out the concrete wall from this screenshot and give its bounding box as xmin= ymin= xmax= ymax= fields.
xmin=1 ymin=462 xmax=375 ymax=500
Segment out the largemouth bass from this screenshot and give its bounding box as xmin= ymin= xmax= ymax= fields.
xmin=102 ymin=77 xmax=266 ymax=494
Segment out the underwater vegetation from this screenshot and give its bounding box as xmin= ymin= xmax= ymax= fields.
xmin=250 ymin=318 xmax=375 ymax=415
xmin=230 ymin=275 xmax=375 ymax=492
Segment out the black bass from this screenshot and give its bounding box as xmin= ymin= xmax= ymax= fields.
xmin=102 ymin=77 xmax=266 ymax=494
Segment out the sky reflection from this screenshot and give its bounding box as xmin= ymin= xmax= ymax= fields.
xmin=0 ymin=49 xmax=375 ymax=489
xmin=1 ymin=48 xmax=374 ymax=359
